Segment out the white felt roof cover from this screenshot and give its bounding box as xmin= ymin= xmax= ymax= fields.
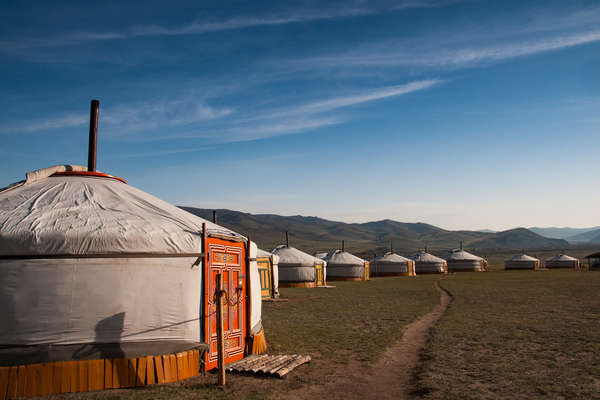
xmin=506 ymin=254 xmax=539 ymax=262
xmin=443 ymin=249 xmax=483 ymax=261
xmin=0 ymin=174 xmax=245 ymax=256
xmin=324 ymin=250 xmax=365 ymax=266
xmin=547 ymin=254 xmax=577 ymax=261
xmin=272 ymin=245 xmax=325 ymax=266
xmin=411 ymin=251 xmax=445 ymax=263
xmin=376 ymin=252 xmax=412 ymax=263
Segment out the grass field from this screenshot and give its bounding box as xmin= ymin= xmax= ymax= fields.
xmin=416 ymin=269 xmax=600 ymax=399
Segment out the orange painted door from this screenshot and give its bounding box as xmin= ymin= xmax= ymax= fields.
xmin=315 ymin=264 xmax=325 ymax=287
xmin=205 ymin=238 xmax=246 ymax=370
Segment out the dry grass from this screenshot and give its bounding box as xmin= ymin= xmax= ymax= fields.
xmin=263 ymin=276 xmax=440 ymax=363
xmin=415 ymin=269 xmax=600 ymax=400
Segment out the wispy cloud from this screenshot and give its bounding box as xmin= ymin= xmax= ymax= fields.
xmin=289 ymin=30 xmax=600 ymax=71
xmin=1 ymin=1 xmax=455 ymax=50
xmin=0 ymin=99 xmax=232 ymax=135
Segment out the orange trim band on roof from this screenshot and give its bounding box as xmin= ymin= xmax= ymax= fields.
xmin=51 ymin=171 xmax=127 ymax=184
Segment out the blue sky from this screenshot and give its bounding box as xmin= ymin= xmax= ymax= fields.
xmin=1 ymin=0 xmax=599 ymax=230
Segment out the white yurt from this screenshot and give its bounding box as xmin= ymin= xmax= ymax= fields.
xmin=504 ymin=254 xmax=540 ymax=270
xmin=411 ymin=250 xmax=448 ymax=274
xmin=272 ymin=245 xmax=327 ymax=287
xmin=256 ymin=248 xmax=280 ymax=299
xmin=314 ymin=252 xmax=328 ymax=260
xmin=0 ymin=102 xmax=265 ymax=396
xmin=0 ymin=165 xmax=267 ymax=396
xmin=323 ymin=247 xmax=370 ymax=281
xmin=373 ymin=252 xmax=415 ymax=277
xmin=443 ymin=248 xmax=487 ymax=272
xmin=545 ymin=253 xmax=579 ymax=269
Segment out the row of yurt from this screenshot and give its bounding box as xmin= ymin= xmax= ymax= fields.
xmin=504 ymin=253 xmax=540 ymax=269
xmin=0 ymin=102 xmax=266 ymax=398
xmin=272 ymin=245 xmax=327 ymax=287
xmin=323 ymin=248 xmax=370 ymax=281
xmin=443 ymin=243 xmax=488 ymax=272
xmin=505 ymin=252 xmax=580 ymax=270
xmin=372 ymin=252 xmax=416 ymax=276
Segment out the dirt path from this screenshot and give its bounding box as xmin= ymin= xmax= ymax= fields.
xmin=286 ymin=279 xmax=452 ymax=400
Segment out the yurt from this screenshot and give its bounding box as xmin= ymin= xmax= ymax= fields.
xmin=443 ymin=248 xmax=487 ymax=272
xmin=504 ymin=254 xmax=541 ymax=270
xmin=256 ymin=248 xmax=280 ymax=299
xmin=323 ymin=245 xmax=370 ymax=281
xmin=411 ymin=250 xmax=448 ymax=274
xmin=372 ymin=253 xmax=416 ymax=277
xmin=314 ymin=252 xmax=328 ymax=260
xmin=0 ymin=102 xmax=265 ymax=397
xmin=545 ymin=253 xmax=579 ymax=269
xmin=272 ymin=245 xmax=327 ymax=287
xmin=585 ymin=252 xmax=600 ymax=270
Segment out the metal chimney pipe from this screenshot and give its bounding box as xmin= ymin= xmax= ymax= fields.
xmin=213 ymin=210 xmax=217 ymax=224
xmin=342 ymin=240 xmax=345 ymax=252
xmin=285 ymin=231 xmax=289 ymax=247
xmin=88 ymin=99 xmax=99 ymax=172
xmin=460 ymin=240 xmax=463 ymax=250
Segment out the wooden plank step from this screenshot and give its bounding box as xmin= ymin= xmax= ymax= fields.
xmin=226 ymin=354 xmax=310 ymax=378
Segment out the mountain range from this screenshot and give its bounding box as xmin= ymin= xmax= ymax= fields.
xmin=180 ymin=207 xmax=569 ymax=256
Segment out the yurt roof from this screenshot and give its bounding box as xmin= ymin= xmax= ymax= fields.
xmin=0 ymin=165 xmax=245 ymax=256
xmin=314 ymin=252 xmax=328 ymax=260
xmin=324 ymin=250 xmax=365 ymax=266
xmin=547 ymin=254 xmax=577 ymax=262
xmin=411 ymin=251 xmax=445 ymax=263
xmin=506 ymin=254 xmax=539 ymax=262
xmin=376 ymin=252 xmax=412 ymax=263
xmin=257 ymin=248 xmax=272 ymax=258
xmin=443 ymin=249 xmax=483 ymax=261
xmin=272 ymin=245 xmax=324 ymax=266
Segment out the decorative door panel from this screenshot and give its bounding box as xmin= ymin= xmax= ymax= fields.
xmin=364 ymin=262 xmax=370 ymax=280
xmin=205 ymin=238 xmax=246 ymax=370
xmin=315 ymin=264 xmax=324 ymax=287
xmin=258 ymin=259 xmax=272 ymax=299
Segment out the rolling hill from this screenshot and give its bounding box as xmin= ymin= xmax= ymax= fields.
xmin=565 ymin=228 xmax=600 ymax=243
xmin=180 ymin=207 xmax=570 ymax=256
xmin=529 ymin=226 xmax=600 ymax=239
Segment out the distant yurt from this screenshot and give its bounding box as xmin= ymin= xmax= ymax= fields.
xmin=411 ymin=250 xmax=448 ymax=274
xmin=585 ymin=252 xmax=600 ymax=270
xmin=323 ymin=244 xmax=370 ymax=281
xmin=0 ymin=102 xmax=265 ymax=397
xmin=546 ymin=253 xmax=579 ymax=269
xmin=272 ymin=245 xmax=327 ymax=287
xmin=373 ymin=252 xmax=416 ymax=277
xmin=443 ymin=246 xmax=487 ymax=272
xmin=504 ymin=253 xmax=541 ymax=270
xmin=256 ymin=248 xmax=280 ymax=299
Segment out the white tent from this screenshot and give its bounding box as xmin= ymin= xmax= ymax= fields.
xmin=443 ymin=249 xmax=487 ymax=272
xmin=411 ymin=251 xmax=447 ymax=274
xmin=256 ymin=248 xmax=280 ymax=298
xmin=373 ymin=252 xmax=415 ymax=276
xmin=0 ymin=165 xmax=264 ymax=393
xmin=504 ymin=254 xmax=540 ymax=270
xmin=272 ymin=245 xmax=327 ymax=287
xmin=545 ymin=254 xmax=579 ymax=269
xmin=323 ymin=250 xmax=370 ymax=281
xmin=314 ymin=252 xmax=328 ymax=260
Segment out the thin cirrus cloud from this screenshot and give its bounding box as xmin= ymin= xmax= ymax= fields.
xmin=290 ymin=30 xmax=600 ymax=71
xmin=2 ymin=1 xmax=453 ymax=50
xmin=0 ymin=99 xmax=232 ymax=136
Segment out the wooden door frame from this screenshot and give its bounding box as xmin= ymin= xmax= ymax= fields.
xmin=203 ymin=236 xmax=246 ymax=370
